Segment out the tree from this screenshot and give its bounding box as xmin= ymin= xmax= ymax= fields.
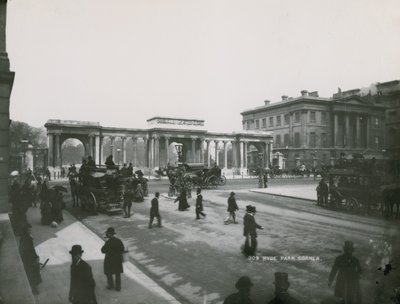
xmin=9 ymin=120 xmax=47 ymax=154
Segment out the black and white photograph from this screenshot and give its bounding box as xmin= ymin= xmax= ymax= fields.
xmin=0 ymin=0 xmax=400 ymax=303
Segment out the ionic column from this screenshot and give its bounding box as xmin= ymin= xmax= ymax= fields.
xmin=110 ymin=136 xmax=115 ymax=160
xmin=121 ymin=137 xmax=126 ymax=165
xmin=95 ymin=135 xmax=101 ymax=165
xmin=88 ymin=135 xmax=94 ymax=157
xmin=132 ymin=137 xmax=138 ymax=167
xmin=192 ymin=138 xmax=196 ymax=163
xmin=47 ymin=133 xmax=54 ymax=167
xmin=244 ymin=142 xmax=248 ymax=169
xmin=143 ymin=137 xmax=149 ymax=167
xmin=345 ymin=114 xmax=350 ymax=148
xmin=149 ymin=136 xmax=155 ymax=169
xmin=200 ymin=139 xmax=205 ymax=164
xmin=334 ymin=113 xmax=339 ymax=147
xmin=356 ymin=115 xmax=361 ymax=148
xmin=99 ymin=136 xmax=104 ymax=164
xmin=264 ymin=141 xmax=269 ymax=168
xmin=239 ymin=141 xmax=244 ymax=169
xmin=207 ymin=140 xmax=211 ymax=167
xmin=215 ymin=141 xmax=219 ymax=166
xmin=165 ymin=137 xmax=170 ymax=165
xmin=223 ymin=141 xmax=228 ymax=169
xmin=154 ymin=136 xmax=160 ymax=168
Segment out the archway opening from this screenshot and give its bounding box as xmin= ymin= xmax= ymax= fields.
xmin=247 ymin=144 xmax=262 ymax=169
xmin=61 ymin=138 xmax=85 ymax=167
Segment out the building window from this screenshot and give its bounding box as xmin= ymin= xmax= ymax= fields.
xmin=276 ymin=115 xmax=281 ymax=126
xmin=294 ymin=132 xmax=300 ymax=147
xmin=269 ymin=117 xmax=274 ymax=127
xmin=310 ymin=132 xmax=316 ymax=148
xmin=321 ymin=112 xmax=327 ymax=123
xmin=256 ymin=120 xmax=260 ymax=129
xmin=294 ymin=112 xmax=300 ymax=123
xmin=321 ymin=133 xmax=327 ymax=148
xmin=247 ymin=121 xmax=251 ymax=130
xmin=284 ymin=114 xmax=290 ymax=125
xmin=374 ymin=136 xmax=380 ymax=148
xmin=276 ymin=135 xmax=281 ymax=147
xmin=284 ymin=134 xmax=289 ymax=146
xmin=262 ymin=118 xmax=266 ymax=128
xmin=310 ymin=111 xmax=316 ymax=123
xmin=375 ymin=117 xmax=379 ymax=126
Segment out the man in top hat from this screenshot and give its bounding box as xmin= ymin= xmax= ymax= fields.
xmin=328 ymin=241 xmax=362 ymax=304
xmin=149 ymin=192 xmax=162 ymax=228
xmin=101 ymin=227 xmax=125 ymax=291
xmin=69 ymin=245 xmax=97 ymax=304
xmin=195 ymin=188 xmax=206 ymax=220
xmin=267 ymin=272 xmax=301 ymax=304
xmin=243 ymin=205 xmax=263 ymax=257
xmin=223 ymin=276 xmax=255 ymax=304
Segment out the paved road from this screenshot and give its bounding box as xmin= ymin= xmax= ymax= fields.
xmin=62 ymin=179 xmax=400 ymax=304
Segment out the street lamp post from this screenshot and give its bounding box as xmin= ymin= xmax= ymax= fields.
xmin=175 ymin=143 xmax=183 ymax=164
xmin=117 ymin=148 xmax=121 ymax=166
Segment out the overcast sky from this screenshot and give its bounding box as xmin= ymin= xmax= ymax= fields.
xmin=7 ymin=0 xmax=400 ymax=132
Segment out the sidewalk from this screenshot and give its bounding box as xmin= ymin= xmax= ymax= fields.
xmin=249 ymin=184 xmax=317 ymax=202
xmin=26 ymin=207 xmax=181 ymax=304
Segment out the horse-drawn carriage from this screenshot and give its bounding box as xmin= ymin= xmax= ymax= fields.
xmin=184 ymin=163 xmax=226 ymax=189
xmin=71 ymin=166 xmax=148 ymax=215
xmin=324 ymin=168 xmax=382 ymax=214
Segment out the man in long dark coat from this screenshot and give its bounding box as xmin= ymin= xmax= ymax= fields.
xmin=174 ymin=189 xmax=190 ymax=211
xmin=69 ymin=245 xmax=97 ymax=304
xmin=243 ymin=205 xmax=263 ymax=257
xmin=149 ymin=192 xmax=162 ymax=228
xmin=19 ymin=224 xmax=42 ymax=294
xmin=101 ymin=227 xmax=125 ymax=291
xmin=328 ymin=241 xmax=362 ymax=304
xmin=223 ymin=276 xmax=254 ymax=304
xmin=196 ymin=188 xmax=206 ymax=219
xmin=267 ymin=272 xmax=302 ymax=304
xmin=225 ymin=192 xmax=239 ymax=224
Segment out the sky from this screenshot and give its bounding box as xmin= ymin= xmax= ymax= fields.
xmin=6 ymin=0 xmax=400 ymax=132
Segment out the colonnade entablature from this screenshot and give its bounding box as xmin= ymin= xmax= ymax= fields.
xmin=45 ymin=118 xmax=274 ymax=173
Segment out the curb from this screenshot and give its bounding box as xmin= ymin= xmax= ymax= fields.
xmin=248 ymin=189 xmax=317 ymax=203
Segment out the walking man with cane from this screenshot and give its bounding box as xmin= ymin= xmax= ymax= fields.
xmin=149 ymin=192 xmax=162 ymax=228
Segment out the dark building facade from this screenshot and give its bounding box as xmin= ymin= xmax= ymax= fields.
xmin=241 ymin=87 xmax=387 ymax=170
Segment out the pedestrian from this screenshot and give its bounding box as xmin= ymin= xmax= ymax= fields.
xmin=195 ymin=188 xmax=206 ymax=220
xmin=174 ymin=189 xmax=190 ymax=211
xmin=223 ymin=276 xmax=254 ymax=304
xmin=149 ymin=192 xmax=162 ymax=228
xmin=317 ymin=178 xmax=329 ymax=206
xmin=133 ymin=183 xmax=144 ymax=202
xmin=101 ymin=227 xmax=125 ymax=291
xmin=225 ymin=192 xmax=239 ymax=224
xmin=267 ymin=272 xmax=302 ymax=304
xmin=123 ymin=180 xmax=134 ymax=218
xmin=19 ymin=224 xmax=42 ymax=295
xmin=263 ymin=171 xmax=269 ymax=188
xmin=328 ymin=241 xmax=362 ymax=304
xmin=242 ymin=205 xmax=263 ymax=257
xmin=69 ymin=245 xmax=97 ymax=304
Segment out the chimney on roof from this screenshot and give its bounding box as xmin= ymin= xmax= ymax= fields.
xmin=264 ymin=100 xmax=270 ymax=105
xmin=309 ymin=91 xmax=319 ymax=97
xmin=281 ymin=95 xmax=288 ymax=101
xmin=301 ymin=90 xmax=308 ymax=97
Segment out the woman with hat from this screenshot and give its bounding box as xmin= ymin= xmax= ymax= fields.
xmin=223 ymin=276 xmax=254 ymax=304
xmin=101 ymin=227 xmax=125 ymax=291
xmin=69 ymin=245 xmax=97 ymax=304
xmin=328 ymin=241 xmax=362 ymax=304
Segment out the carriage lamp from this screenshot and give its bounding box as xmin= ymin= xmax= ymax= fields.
xmin=175 ymin=143 xmax=183 ymax=163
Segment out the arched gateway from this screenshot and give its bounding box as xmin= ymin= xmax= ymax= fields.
xmin=45 ymin=117 xmax=274 ymax=174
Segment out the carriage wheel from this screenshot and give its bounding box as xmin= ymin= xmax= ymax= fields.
xmin=219 ymin=176 xmax=227 ymax=186
xmin=208 ymin=176 xmax=219 ymax=188
xmin=346 ymin=197 xmax=360 ymax=214
xmin=88 ymin=192 xmax=99 ymax=215
xmin=328 ymin=190 xmax=341 ymax=209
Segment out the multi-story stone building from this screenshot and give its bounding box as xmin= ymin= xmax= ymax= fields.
xmin=241 ymin=88 xmax=387 ymax=170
